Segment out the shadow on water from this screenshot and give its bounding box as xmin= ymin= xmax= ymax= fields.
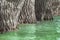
xmin=0 ymin=16 xmax=60 ymax=40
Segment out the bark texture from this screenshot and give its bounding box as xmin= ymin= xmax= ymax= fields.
xmin=35 ymin=0 xmax=53 ymax=21
xmin=46 ymin=0 xmax=60 ymax=16
xmin=0 ymin=0 xmax=36 ymax=33
xmin=18 ymin=0 xmax=36 ymax=24
xmin=0 ymin=0 xmax=25 ymax=33
xmin=0 ymin=0 xmax=60 ymax=33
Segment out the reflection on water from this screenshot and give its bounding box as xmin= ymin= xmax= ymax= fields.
xmin=57 ymin=38 xmax=60 ymax=40
xmin=0 ymin=16 xmax=60 ymax=40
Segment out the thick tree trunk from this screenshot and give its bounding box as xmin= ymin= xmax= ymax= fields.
xmin=0 ymin=0 xmax=36 ymax=33
xmin=1 ymin=0 xmax=60 ymax=33
xmin=0 ymin=0 xmax=25 ymax=33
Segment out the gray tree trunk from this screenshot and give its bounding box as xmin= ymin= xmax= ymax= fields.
xmin=1 ymin=0 xmax=60 ymax=33
xmin=0 ymin=0 xmax=25 ymax=33
xmin=0 ymin=0 xmax=36 ymax=33
xmin=18 ymin=0 xmax=36 ymax=24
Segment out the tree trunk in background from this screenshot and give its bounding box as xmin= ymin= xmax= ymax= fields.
xmin=46 ymin=0 xmax=60 ymax=16
xmin=35 ymin=0 xmax=53 ymax=21
xmin=18 ymin=0 xmax=36 ymax=24
xmin=0 ymin=0 xmax=25 ymax=33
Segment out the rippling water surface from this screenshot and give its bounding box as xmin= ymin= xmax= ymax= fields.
xmin=0 ymin=16 xmax=60 ymax=40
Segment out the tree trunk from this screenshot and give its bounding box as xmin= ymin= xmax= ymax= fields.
xmin=0 ymin=0 xmax=25 ymax=33
xmin=46 ymin=0 xmax=60 ymax=16
xmin=0 ymin=0 xmax=56 ymax=33
xmin=0 ymin=0 xmax=36 ymax=33
xmin=18 ymin=0 xmax=36 ymax=24
xmin=35 ymin=0 xmax=53 ymax=21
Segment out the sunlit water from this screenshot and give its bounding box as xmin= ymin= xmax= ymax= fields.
xmin=0 ymin=16 xmax=60 ymax=40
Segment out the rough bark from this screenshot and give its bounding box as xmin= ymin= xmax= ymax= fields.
xmin=18 ymin=0 xmax=36 ymax=24
xmin=0 ymin=0 xmax=25 ymax=33
xmin=46 ymin=0 xmax=60 ymax=16
xmin=0 ymin=0 xmax=60 ymax=33
xmin=0 ymin=0 xmax=36 ymax=33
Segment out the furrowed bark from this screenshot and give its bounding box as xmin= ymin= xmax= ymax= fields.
xmin=0 ymin=0 xmax=25 ymax=33
xmin=18 ymin=0 xmax=36 ymax=24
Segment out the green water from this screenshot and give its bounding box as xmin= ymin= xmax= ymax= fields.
xmin=0 ymin=16 xmax=60 ymax=40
